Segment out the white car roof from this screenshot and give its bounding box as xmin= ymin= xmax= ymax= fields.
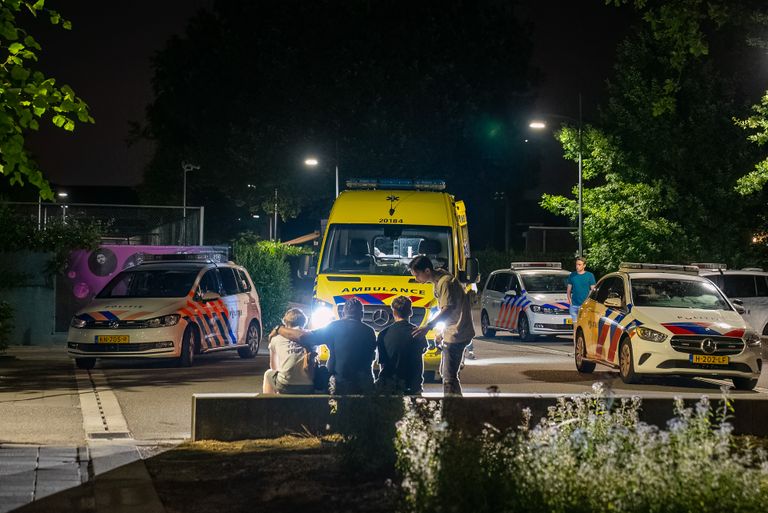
xmin=623 ymin=272 xmax=711 ymax=282
xmin=700 ymin=269 xmax=768 ymax=276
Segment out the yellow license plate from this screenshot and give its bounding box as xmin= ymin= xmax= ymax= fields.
xmin=690 ymin=354 xmax=728 ymax=365
xmin=564 ymin=317 xmax=573 ymax=325
xmin=95 ymin=335 xmax=130 ymax=344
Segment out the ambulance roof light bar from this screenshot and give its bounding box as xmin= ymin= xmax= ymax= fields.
xmin=691 ymin=262 xmax=728 ymax=270
xmin=619 ymin=262 xmax=700 ymax=275
xmin=346 ymin=178 xmax=446 ymax=191
xmin=510 ymin=262 xmax=562 ymax=270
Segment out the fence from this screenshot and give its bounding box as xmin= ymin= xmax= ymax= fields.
xmin=1 ymin=201 xmax=205 ymax=245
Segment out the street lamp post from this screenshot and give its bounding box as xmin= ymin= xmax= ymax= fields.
xmin=529 ymin=94 xmax=584 ymax=257
xmin=181 ymin=162 xmax=200 ymax=245
xmin=304 ymin=141 xmax=340 ymax=198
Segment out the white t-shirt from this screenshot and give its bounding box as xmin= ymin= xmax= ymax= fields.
xmin=268 ymin=335 xmax=313 ymax=386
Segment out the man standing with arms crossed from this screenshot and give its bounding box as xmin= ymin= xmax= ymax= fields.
xmin=567 ymin=256 xmax=596 ymax=324
xmin=409 ymin=255 xmax=475 ymax=396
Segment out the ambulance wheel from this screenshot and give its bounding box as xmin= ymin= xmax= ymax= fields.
xmin=574 ymin=330 xmax=595 ymax=373
xmin=75 ymin=358 xmax=95 ymax=370
xmin=481 ymin=310 xmax=496 ymax=338
xmin=177 ymin=327 xmax=195 ymax=367
xmin=618 ymin=338 xmax=639 ymax=384
xmin=238 ymin=320 xmax=261 ymax=359
xmin=423 ymin=370 xmax=437 ymax=383
xmin=518 ymin=314 xmax=534 ymax=342
xmin=732 ymin=377 xmax=758 ymax=391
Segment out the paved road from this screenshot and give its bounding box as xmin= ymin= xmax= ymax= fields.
xmin=2 ymin=332 xmax=766 ymax=445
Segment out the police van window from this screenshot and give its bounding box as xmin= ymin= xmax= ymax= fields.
xmin=595 ymin=277 xmax=624 ymax=304
xmin=756 ymin=276 xmax=768 ymax=297
xmin=198 ymin=269 xmax=222 ymax=296
xmin=320 ymin=224 xmax=452 ymax=275
xmin=722 ymin=275 xmax=757 ymax=298
xmin=492 ymin=273 xmax=511 ymax=293
xmin=485 ymin=274 xmax=499 ymax=293
xmin=236 ymin=269 xmax=251 ymax=292
xmin=219 ymin=267 xmax=240 ymax=296
xmin=706 ymin=275 xmax=724 ymax=289
xmin=508 ymin=274 xmax=521 ymax=293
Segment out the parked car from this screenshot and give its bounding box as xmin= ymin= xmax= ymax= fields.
xmin=574 ymin=262 xmax=762 ymax=390
xmin=480 ymin=262 xmax=572 ymax=340
xmin=696 ymin=264 xmax=768 ymax=337
xmin=67 ymin=255 xmax=262 ymax=369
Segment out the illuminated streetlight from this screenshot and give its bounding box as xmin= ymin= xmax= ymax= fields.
xmin=57 ymin=191 xmax=68 ymax=198
xmin=304 ymin=158 xmax=319 ymax=167
xmin=304 ymin=143 xmax=340 ymax=198
xmin=528 ymin=94 xmax=584 ymax=257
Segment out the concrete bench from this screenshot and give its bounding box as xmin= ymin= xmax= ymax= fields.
xmin=191 ymin=393 xmax=768 ymax=441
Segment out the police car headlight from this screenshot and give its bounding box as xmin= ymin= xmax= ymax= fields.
xmin=70 ymin=317 xmax=87 ymax=329
xmin=636 ymin=327 xmax=667 ymax=343
xmin=310 ymin=300 xmax=334 ymax=329
xmin=146 ymin=314 xmax=180 ymax=328
xmin=530 ymin=305 xmax=541 ymax=313
xmin=745 ymin=331 xmax=762 ymax=347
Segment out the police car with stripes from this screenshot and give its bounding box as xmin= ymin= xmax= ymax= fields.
xmin=574 ymin=263 xmax=762 ymax=390
xmin=67 ymin=254 xmax=262 ymax=369
xmin=480 ymin=262 xmax=572 ymax=341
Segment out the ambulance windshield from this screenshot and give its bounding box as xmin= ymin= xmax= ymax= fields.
xmin=320 ymin=224 xmax=452 ymax=275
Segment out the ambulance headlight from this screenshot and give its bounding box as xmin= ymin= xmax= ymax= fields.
xmin=146 ymin=314 xmax=180 ymax=328
xmin=434 ymin=321 xmax=446 ymax=333
xmin=70 ymin=317 xmax=87 ymax=329
xmin=310 ymin=300 xmax=334 ymax=329
xmin=636 ymin=327 xmax=667 ymax=343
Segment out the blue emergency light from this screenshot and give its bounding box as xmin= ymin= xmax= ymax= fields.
xmin=346 ymin=178 xmax=446 ymax=191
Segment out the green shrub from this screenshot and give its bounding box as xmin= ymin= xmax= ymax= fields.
xmin=396 ymin=383 xmax=768 ymax=513
xmin=0 ymin=301 xmax=12 ymax=352
xmin=232 ymin=236 xmax=307 ymax=329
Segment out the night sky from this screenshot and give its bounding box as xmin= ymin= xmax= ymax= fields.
xmin=26 ymin=0 xmax=634 ymax=198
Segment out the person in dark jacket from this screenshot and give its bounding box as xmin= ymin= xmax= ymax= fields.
xmin=271 ymin=297 xmax=376 ymax=394
xmin=375 ymin=296 xmax=428 ymax=395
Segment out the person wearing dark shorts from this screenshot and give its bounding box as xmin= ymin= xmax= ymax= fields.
xmin=375 ymin=296 xmax=428 ymax=395
xmin=272 ymin=298 xmax=376 ymax=395
xmin=409 ymin=255 xmax=475 ymax=396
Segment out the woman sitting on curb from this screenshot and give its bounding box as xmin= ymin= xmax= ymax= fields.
xmin=262 ymin=308 xmax=315 ymax=394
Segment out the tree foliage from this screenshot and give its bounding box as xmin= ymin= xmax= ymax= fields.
xmin=138 ymin=0 xmax=537 ymax=243
xmin=734 ymin=93 xmax=768 ymax=195
xmin=0 ymin=0 xmax=93 ymax=199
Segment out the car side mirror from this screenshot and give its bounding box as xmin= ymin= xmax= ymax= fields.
xmin=297 ymin=254 xmax=316 ymax=280
xmin=604 ymin=297 xmax=623 ymax=308
xmin=731 ymin=298 xmax=746 ymax=314
xmin=201 ymin=291 xmax=221 ymax=302
xmin=505 ymin=289 xmax=517 ymax=297
xmin=461 ymin=258 xmax=480 ymax=284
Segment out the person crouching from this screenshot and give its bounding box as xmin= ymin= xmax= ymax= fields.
xmin=263 ymin=308 xmax=315 ymax=394
xmin=375 ymin=296 xmax=428 ymax=395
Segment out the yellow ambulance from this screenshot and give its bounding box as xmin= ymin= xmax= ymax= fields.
xmin=302 ymin=178 xmax=479 ymax=382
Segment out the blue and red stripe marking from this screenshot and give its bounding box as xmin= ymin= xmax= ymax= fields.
xmin=661 ymin=322 xmax=744 ymax=338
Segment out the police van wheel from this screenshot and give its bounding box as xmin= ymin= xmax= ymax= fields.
xmin=423 ymin=370 xmax=437 ymax=383
xmin=732 ymin=377 xmax=758 ymax=391
xmin=238 ymin=321 xmax=261 ymax=359
xmin=619 ymin=338 xmax=639 ymax=384
xmin=481 ymin=311 xmax=496 ymax=338
xmin=518 ymin=315 xmax=533 ymax=342
xmin=177 ymin=327 xmax=195 ymax=367
xmin=75 ymin=358 xmax=95 ymax=370
xmin=574 ymin=330 xmax=595 ymax=373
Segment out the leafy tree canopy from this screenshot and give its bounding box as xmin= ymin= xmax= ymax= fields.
xmin=0 ymin=0 xmax=93 ymax=199
xmin=138 ymin=0 xmax=538 ymax=242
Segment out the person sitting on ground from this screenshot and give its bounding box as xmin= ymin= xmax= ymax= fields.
xmin=263 ymin=308 xmax=315 ymax=395
xmin=375 ymin=296 xmax=428 ymax=395
xmin=271 ymin=297 xmax=376 ymax=395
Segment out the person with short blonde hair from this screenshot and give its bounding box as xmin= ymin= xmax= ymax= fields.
xmin=263 ymin=308 xmax=315 ymax=394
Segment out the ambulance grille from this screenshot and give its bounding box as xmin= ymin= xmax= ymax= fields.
xmin=336 ymin=305 xmax=426 ymax=332
xmin=669 ymin=336 xmax=744 ymax=356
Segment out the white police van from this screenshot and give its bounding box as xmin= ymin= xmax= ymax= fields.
xmin=67 ymin=254 xmax=262 ymax=369
xmin=480 ymin=262 xmax=572 ymax=340
xmin=696 ymin=263 xmax=768 ymax=338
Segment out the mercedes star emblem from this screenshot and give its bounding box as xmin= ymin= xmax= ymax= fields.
xmin=372 ymin=309 xmax=390 ymax=327
xmin=701 ymin=338 xmax=717 ymax=354
xmin=109 ymin=320 xmax=120 ymax=329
